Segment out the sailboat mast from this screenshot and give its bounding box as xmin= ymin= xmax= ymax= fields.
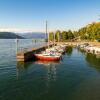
xmin=46 ymin=21 xmax=49 ymax=48
xmin=46 ymin=20 xmax=47 ymax=41
xmin=54 ymin=32 xmax=55 ymax=46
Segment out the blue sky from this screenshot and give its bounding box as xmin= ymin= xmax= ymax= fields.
xmin=0 ymin=0 xmax=99 ymax=32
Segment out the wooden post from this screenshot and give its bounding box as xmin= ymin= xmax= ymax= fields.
xmin=16 ymin=38 xmax=18 ymax=54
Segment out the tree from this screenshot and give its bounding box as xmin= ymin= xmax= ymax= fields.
xmin=67 ymin=30 xmax=74 ymax=39
xmin=49 ymin=22 xmax=100 ymax=41
xmin=49 ymin=32 xmax=54 ymax=41
xmin=55 ymin=30 xmax=61 ymax=42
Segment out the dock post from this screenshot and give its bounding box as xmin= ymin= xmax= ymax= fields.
xmin=16 ymin=38 xmax=19 ymax=54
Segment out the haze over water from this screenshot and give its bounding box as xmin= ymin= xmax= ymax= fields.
xmin=0 ymin=39 xmax=100 ymax=100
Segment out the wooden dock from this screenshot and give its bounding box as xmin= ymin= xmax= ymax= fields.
xmin=16 ymin=44 xmax=54 ymax=62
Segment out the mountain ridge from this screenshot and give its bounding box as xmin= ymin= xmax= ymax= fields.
xmin=19 ymin=32 xmax=46 ymax=39
xmin=0 ymin=32 xmax=24 ymax=39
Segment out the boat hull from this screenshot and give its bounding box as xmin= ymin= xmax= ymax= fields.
xmin=34 ymin=54 xmax=60 ymax=61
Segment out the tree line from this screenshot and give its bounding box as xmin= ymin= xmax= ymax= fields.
xmin=49 ymin=22 xmax=100 ymax=42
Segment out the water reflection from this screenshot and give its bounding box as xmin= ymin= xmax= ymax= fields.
xmin=78 ymin=48 xmax=100 ymax=71
xmin=35 ymin=61 xmax=59 ymax=81
xmin=16 ymin=61 xmax=34 ymax=79
xmin=66 ymin=46 xmax=73 ymax=56
xmin=35 ymin=61 xmax=59 ymax=87
xmin=16 ymin=61 xmax=59 ymax=82
xmin=17 ymin=62 xmax=33 ymax=69
xmin=85 ymin=53 xmax=100 ymax=71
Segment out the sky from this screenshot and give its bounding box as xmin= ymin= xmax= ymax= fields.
xmin=0 ymin=0 xmax=100 ymax=32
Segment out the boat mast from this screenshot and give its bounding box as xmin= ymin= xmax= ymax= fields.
xmin=46 ymin=21 xmax=49 ymax=48
xmin=45 ymin=21 xmax=47 ymax=42
xmin=54 ymin=32 xmax=55 ymax=46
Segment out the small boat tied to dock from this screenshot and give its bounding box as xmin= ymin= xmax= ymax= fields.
xmin=34 ymin=21 xmax=66 ymax=61
xmin=34 ymin=45 xmax=66 ymax=61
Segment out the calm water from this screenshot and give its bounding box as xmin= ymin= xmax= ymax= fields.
xmin=0 ymin=39 xmax=100 ymax=100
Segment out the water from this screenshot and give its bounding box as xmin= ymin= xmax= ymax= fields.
xmin=0 ymin=39 xmax=100 ymax=100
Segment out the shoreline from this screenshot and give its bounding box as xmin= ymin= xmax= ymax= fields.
xmin=58 ymin=41 xmax=100 ymax=47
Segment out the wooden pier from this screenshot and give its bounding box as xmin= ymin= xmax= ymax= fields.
xmin=16 ymin=44 xmax=54 ymax=62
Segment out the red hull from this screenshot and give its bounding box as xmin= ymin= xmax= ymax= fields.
xmin=35 ymin=54 xmax=60 ymax=61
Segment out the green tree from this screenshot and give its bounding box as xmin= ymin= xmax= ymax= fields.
xmin=55 ymin=30 xmax=61 ymax=42
xmin=67 ymin=30 xmax=74 ymax=39
xmin=61 ymin=31 xmax=67 ymax=41
xmin=49 ymin=32 xmax=54 ymax=41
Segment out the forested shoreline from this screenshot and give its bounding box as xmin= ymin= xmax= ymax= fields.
xmin=49 ymin=22 xmax=100 ymax=42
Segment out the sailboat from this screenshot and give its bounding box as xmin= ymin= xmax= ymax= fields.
xmin=34 ymin=21 xmax=61 ymax=61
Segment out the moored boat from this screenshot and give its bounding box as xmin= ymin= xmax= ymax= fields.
xmin=34 ymin=21 xmax=63 ymax=61
xmin=34 ymin=53 xmax=61 ymax=61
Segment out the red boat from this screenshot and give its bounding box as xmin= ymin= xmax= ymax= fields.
xmin=34 ymin=54 xmax=61 ymax=61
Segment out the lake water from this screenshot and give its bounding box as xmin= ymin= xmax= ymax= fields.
xmin=0 ymin=39 xmax=100 ymax=100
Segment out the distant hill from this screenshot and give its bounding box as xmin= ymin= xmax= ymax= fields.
xmin=0 ymin=32 xmax=24 ymax=39
xmin=19 ymin=32 xmax=46 ymax=39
